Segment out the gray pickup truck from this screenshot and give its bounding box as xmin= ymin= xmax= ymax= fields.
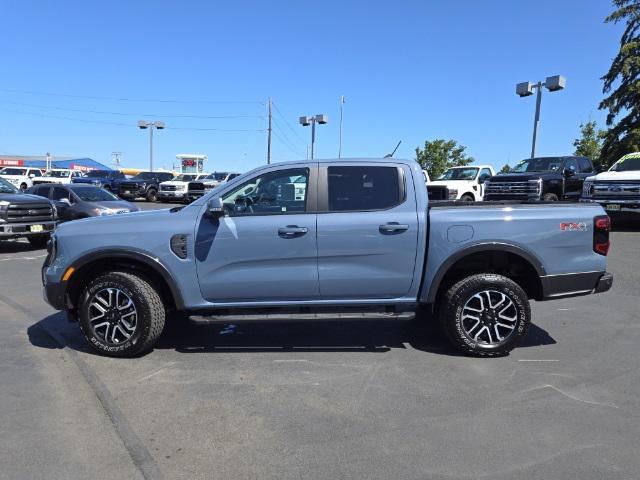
xmin=42 ymin=158 xmax=613 ymax=357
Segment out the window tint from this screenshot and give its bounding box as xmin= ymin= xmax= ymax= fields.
xmin=31 ymin=169 xmax=42 ymax=177
xmin=32 ymin=185 xmax=50 ymax=198
xmin=222 ymin=168 xmax=309 ymax=216
xmin=479 ymin=168 xmax=492 ymax=182
xmin=565 ymin=158 xmax=578 ymax=172
xmin=578 ymin=157 xmax=593 ymax=173
xmin=51 ymin=186 xmax=72 ymax=202
xmin=327 ymin=166 xmax=401 ymax=212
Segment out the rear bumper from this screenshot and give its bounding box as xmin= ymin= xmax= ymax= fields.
xmin=540 ymin=271 xmax=613 ymax=300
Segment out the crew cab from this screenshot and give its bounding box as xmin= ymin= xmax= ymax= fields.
xmin=117 ymin=171 xmax=175 ymax=202
xmin=71 ymin=169 xmax=126 ymax=191
xmin=484 ymin=156 xmax=595 ymax=202
xmin=0 ymin=177 xmax=56 ymax=248
xmin=32 ymin=169 xmax=84 ymax=186
xmin=581 ymin=152 xmax=640 ymax=217
xmin=158 ymin=174 xmax=209 ymax=202
xmin=0 ymin=167 xmax=44 ymax=191
xmin=42 ymin=158 xmax=613 ymax=358
xmin=428 ymin=165 xmax=495 ymax=201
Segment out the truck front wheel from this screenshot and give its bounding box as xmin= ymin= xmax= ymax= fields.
xmin=438 ymin=273 xmax=530 ymax=357
xmin=146 ymin=189 xmax=158 ymax=202
xmin=78 ymin=271 xmax=166 ymax=357
xmin=542 ymin=192 xmax=558 ymax=201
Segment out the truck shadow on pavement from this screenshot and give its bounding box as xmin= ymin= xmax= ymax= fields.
xmin=0 ymin=241 xmax=45 ymax=253
xmin=28 ymin=312 xmax=556 ymax=357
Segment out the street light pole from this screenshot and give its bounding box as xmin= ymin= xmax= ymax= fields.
xmin=138 ymin=120 xmax=165 ymax=171
xmin=299 ymin=114 xmax=328 ymax=160
xmin=516 ymin=75 xmax=565 ymax=159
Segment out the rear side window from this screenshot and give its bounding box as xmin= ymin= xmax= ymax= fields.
xmin=327 ymin=166 xmax=402 ymax=212
xmin=578 ymin=157 xmax=593 ymax=173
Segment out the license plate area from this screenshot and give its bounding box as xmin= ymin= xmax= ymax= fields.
xmin=30 ymin=224 xmax=44 ymax=232
xmin=605 ymin=204 xmax=621 ymax=211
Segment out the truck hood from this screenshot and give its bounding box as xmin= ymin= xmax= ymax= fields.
xmin=92 ymin=200 xmax=140 ymax=212
xmin=72 ymin=177 xmax=105 ymax=185
xmin=0 ymin=193 xmax=50 ymax=203
xmin=489 ymin=172 xmax=560 ymax=182
xmin=56 ymin=207 xmax=176 ymax=234
xmin=588 ymin=170 xmax=640 ymax=181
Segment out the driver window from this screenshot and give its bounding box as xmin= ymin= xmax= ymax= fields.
xmin=565 ymin=159 xmax=578 ymax=172
xmin=479 ymin=168 xmax=492 ymax=182
xmin=222 ymin=168 xmax=309 ymax=216
xmin=52 ymin=187 xmax=72 ymax=203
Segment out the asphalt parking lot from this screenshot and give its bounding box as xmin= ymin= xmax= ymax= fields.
xmin=1 ymin=202 xmax=639 ymax=480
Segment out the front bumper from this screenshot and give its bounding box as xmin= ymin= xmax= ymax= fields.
xmin=580 ymin=198 xmax=640 ymax=214
xmin=0 ymin=221 xmax=56 ymax=238
xmin=42 ymin=278 xmax=66 ymax=310
xmin=158 ymin=191 xmax=186 ymax=199
xmin=540 ymin=271 xmax=613 ymax=300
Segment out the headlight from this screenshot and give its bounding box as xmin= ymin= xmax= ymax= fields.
xmin=448 ymin=188 xmax=458 ymax=200
xmin=0 ymin=200 xmax=9 ymax=222
xmin=583 ymin=181 xmax=593 ymax=197
xmin=528 ymin=178 xmax=542 ymax=197
xmin=51 ymin=203 xmax=58 ymax=220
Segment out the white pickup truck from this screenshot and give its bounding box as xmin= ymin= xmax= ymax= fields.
xmin=581 ymin=152 xmax=640 ymax=218
xmin=0 ymin=167 xmax=45 ymax=190
xmin=32 ymin=169 xmax=84 ymax=186
xmin=429 ymin=165 xmax=495 ymax=201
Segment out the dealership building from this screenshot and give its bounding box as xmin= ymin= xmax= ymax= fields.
xmin=0 ymin=154 xmax=111 ymax=172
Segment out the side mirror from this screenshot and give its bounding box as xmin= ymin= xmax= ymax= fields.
xmin=206 ymin=197 xmax=225 ymax=218
xmin=563 ymin=167 xmax=575 ymax=178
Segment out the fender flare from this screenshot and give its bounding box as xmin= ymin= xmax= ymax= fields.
xmin=67 ymin=248 xmax=185 ymax=309
xmin=421 ymin=242 xmax=546 ymax=304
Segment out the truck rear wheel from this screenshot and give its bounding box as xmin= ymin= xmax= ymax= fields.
xmin=78 ymin=271 xmax=166 ymax=357
xmin=438 ymin=273 xmax=530 ymax=357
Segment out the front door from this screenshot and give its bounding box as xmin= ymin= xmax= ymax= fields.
xmin=563 ymin=158 xmax=582 ymax=199
xmin=195 ymin=165 xmax=319 ymax=304
xmin=316 ymin=163 xmax=419 ymax=299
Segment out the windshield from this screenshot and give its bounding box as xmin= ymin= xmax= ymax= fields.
xmin=129 ymin=172 xmax=157 ymax=181
xmin=71 ymin=186 xmax=119 ymax=201
xmin=174 ymin=174 xmax=197 ymax=182
xmin=437 ymin=167 xmax=479 ymax=180
xmin=0 ymin=168 xmax=27 ymax=176
xmin=206 ymin=172 xmax=229 ymax=180
xmin=0 ymin=177 xmax=18 ymax=193
xmin=85 ymin=170 xmax=111 ymax=178
xmin=610 ymin=157 xmax=640 ymax=172
xmin=512 ymin=158 xmax=562 ymax=172
xmin=44 ymin=170 xmax=71 ymax=178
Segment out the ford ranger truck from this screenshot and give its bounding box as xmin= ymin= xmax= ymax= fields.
xmin=42 ymin=158 xmax=613 ymax=358
xmin=581 ymin=152 xmax=640 ymax=218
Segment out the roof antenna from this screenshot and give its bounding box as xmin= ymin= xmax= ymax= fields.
xmin=384 ymin=140 xmax=401 ymax=158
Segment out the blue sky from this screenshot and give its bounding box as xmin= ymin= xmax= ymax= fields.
xmin=0 ymin=0 xmax=623 ymax=172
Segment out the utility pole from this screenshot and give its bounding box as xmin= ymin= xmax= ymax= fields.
xmin=45 ymin=152 xmax=52 ymax=171
xmin=530 ymin=82 xmax=543 ymax=159
xmin=338 ymin=95 xmax=345 ymax=158
xmin=267 ymin=97 xmax=272 ymax=164
xmin=111 ymin=151 xmax=122 ymax=169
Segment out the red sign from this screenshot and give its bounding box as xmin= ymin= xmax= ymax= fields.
xmin=0 ymin=159 xmax=24 ymax=167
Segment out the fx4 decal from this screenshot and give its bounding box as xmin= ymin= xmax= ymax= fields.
xmin=560 ymin=222 xmax=587 ymax=232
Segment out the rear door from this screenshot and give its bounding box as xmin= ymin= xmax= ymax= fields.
xmin=316 ymin=162 xmax=419 ymax=299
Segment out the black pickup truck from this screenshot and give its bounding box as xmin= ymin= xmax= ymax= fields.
xmin=484 ymin=156 xmax=596 ymax=201
xmin=116 ymin=171 xmax=175 ymax=202
xmin=0 ymin=177 xmax=56 ymax=248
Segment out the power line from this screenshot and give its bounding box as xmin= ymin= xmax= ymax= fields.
xmin=272 ymin=101 xmax=307 ymax=145
xmin=0 ymin=100 xmax=265 ymax=119
xmin=0 ymin=88 xmax=266 ymax=105
xmin=0 ymin=108 xmax=264 ymax=131
xmin=271 ymin=129 xmax=305 ymax=157
xmin=272 ymin=118 xmax=306 ymax=154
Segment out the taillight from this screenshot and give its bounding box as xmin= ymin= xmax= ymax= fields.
xmin=593 ymin=215 xmax=610 ymax=256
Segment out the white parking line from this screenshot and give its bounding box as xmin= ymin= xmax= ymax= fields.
xmin=0 ymin=254 xmax=47 ymax=262
xmin=518 ymin=359 xmax=559 ymax=362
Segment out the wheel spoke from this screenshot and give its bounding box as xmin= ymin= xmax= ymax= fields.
xmin=87 ymin=287 xmax=138 ymax=346
xmin=461 ymin=288 xmax=521 ymax=346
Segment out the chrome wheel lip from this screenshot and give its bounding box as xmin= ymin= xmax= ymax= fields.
xmin=88 ymin=287 xmax=138 ymax=346
xmin=460 ymin=289 xmax=518 ymax=346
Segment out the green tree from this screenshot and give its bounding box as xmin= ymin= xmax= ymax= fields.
xmin=499 ymin=164 xmax=511 ymax=174
xmin=415 ymin=139 xmax=474 ymax=180
xmin=573 ymin=120 xmax=607 ymax=170
xmin=599 ymin=0 xmax=640 ymax=167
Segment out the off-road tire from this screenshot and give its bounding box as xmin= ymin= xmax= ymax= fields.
xmin=78 ymin=271 xmax=166 ymax=357
xmin=28 ymin=234 xmax=50 ymax=249
xmin=460 ymin=193 xmax=475 ymax=202
xmin=542 ymin=192 xmax=559 ymax=201
xmin=438 ymin=273 xmax=530 ymax=357
xmin=146 ymin=189 xmax=158 ymax=202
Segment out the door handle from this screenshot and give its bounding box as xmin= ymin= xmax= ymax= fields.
xmin=379 ymin=222 xmax=409 ymax=234
xmin=278 ymin=225 xmax=308 ymax=238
